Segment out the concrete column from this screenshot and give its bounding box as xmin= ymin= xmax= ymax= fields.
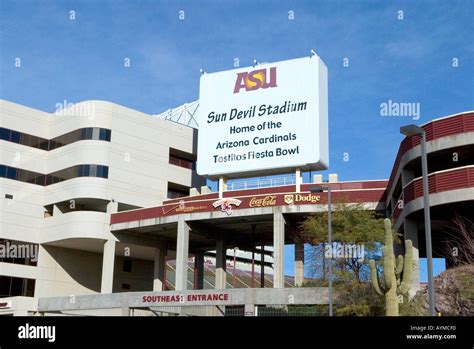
xmin=106 ymin=201 xmax=118 ymax=214
xmin=100 ymin=239 xmax=116 ymax=293
xmin=33 ymin=246 xmax=55 ymax=298
xmin=295 ymin=168 xmax=302 ymax=192
xmin=273 ymin=212 xmax=285 ymax=288
xmin=244 ymin=303 xmax=255 ymax=316
xmin=121 ymin=307 xmax=131 ymax=316
xmin=295 ymin=241 xmax=305 ymax=286
xmin=194 ymin=253 xmax=204 ymax=290
xmin=215 ymin=240 xmax=227 ymax=290
xmin=399 ymin=166 xmax=415 ymax=217
xmin=313 ymin=174 xmax=323 ymax=184
xmin=175 ymin=219 xmax=190 ymax=291
xmin=401 ymin=167 xmax=415 ymax=186
xmin=153 ymin=243 xmax=167 ymax=291
xmin=404 ymin=217 xmax=420 ymax=298
xmin=218 ymin=177 xmax=227 ymax=199
xmin=260 ymin=246 xmax=265 ymax=288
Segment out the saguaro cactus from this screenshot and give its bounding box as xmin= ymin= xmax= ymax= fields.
xmin=369 ymin=218 xmax=413 ymax=316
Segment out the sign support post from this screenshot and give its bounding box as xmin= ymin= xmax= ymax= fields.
xmin=218 ymin=176 xmax=227 ymax=198
xmin=295 ymin=168 xmax=302 ymax=192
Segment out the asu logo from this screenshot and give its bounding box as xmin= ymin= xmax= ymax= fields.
xmin=233 ymin=67 xmax=277 ymax=94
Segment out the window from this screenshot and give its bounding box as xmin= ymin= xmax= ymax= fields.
xmin=10 ymin=131 xmax=20 ymax=143
xmin=0 ymin=276 xmax=35 ymax=297
xmin=97 ymin=166 xmax=108 ymax=178
xmin=169 ymin=155 xmax=195 ymax=170
xmin=6 ymin=167 xmax=17 ymax=180
xmin=79 ymin=165 xmax=90 ymax=177
xmin=39 ymin=139 xmax=49 ymax=150
xmin=49 ymin=140 xmax=58 ymax=150
xmin=19 ymin=133 xmax=29 ymax=146
xmin=169 ymin=148 xmax=196 ymax=170
xmin=121 ymin=283 xmax=131 ymax=290
xmin=123 ymin=259 xmax=132 ymax=273
xmin=34 ymin=175 xmax=46 ymax=186
xmin=0 ymin=128 xmax=9 ymax=140
xmin=84 ymin=128 xmax=93 ymax=140
xmin=45 ymin=175 xmax=54 ymax=186
xmin=167 ymin=182 xmax=190 ymax=199
xmin=89 ymin=164 xmax=98 ymax=177
xmin=5 ymin=194 xmax=13 ymax=199
xmin=99 ymin=128 xmax=111 ymax=141
xmin=29 ymin=136 xmax=39 ymax=148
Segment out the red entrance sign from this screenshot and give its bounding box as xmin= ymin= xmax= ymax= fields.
xmin=142 ymin=293 xmax=229 ymax=304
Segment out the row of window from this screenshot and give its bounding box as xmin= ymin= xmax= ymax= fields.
xmin=0 ymin=164 xmax=109 ymax=186
xmin=167 ymin=182 xmax=190 ymax=199
xmin=167 ymin=190 xmax=189 ymax=199
xmin=0 ymin=127 xmax=111 ymax=151
xmin=0 ymin=276 xmax=35 ymax=298
xmin=168 ymin=148 xmax=196 ymax=170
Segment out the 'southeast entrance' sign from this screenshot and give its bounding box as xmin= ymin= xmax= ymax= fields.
xmin=197 ymin=55 xmax=328 ymax=178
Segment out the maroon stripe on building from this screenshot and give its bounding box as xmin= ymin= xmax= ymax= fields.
xmin=385 ymin=112 xmax=474 ymax=202
xmin=111 ymin=187 xmax=387 ymax=224
xmin=402 ymin=167 xmax=474 ymax=205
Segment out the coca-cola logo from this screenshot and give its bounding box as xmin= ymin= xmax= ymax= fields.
xmin=249 ymin=195 xmax=277 ymax=207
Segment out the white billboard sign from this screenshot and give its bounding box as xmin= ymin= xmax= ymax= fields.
xmin=197 ymin=55 xmax=328 ymax=178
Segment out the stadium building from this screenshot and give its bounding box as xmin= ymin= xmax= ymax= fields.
xmin=0 ymin=98 xmax=473 ymax=316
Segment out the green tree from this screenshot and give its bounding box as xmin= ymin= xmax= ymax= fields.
xmin=299 ymin=202 xmax=386 ymax=282
xmin=299 ymin=202 xmax=397 ymax=316
xmin=334 ymin=271 xmax=385 ymax=316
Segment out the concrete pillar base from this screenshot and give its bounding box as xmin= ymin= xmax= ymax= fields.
xmin=215 ymin=239 xmax=227 ymax=290
xmin=153 ymin=244 xmax=167 ymax=291
xmin=244 ymin=304 xmax=255 ymax=316
xmin=273 ymin=212 xmax=285 ymax=288
xmin=194 ymin=253 xmax=204 ymax=290
xmin=295 ymin=241 xmax=305 ymax=286
xmin=175 ymin=220 xmax=190 ymax=291
xmin=100 ymin=239 xmax=116 ymax=294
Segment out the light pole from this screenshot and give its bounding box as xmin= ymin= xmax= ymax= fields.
xmin=310 ymin=185 xmax=333 ymax=316
xmin=400 ymin=124 xmax=435 ymax=316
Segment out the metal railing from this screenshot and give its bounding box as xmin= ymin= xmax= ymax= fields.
xmin=228 ymin=176 xmax=296 ymax=191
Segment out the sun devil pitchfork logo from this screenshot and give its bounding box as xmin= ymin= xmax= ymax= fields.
xmin=233 ymin=67 xmax=277 ymax=93
xmin=212 ymin=198 xmax=242 ymax=215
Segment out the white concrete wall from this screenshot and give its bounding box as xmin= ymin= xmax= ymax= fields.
xmin=34 ymin=245 xmax=103 ymax=298
xmin=0 ymin=296 xmax=38 ymax=316
xmin=113 ymin=256 xmax=154 ymax=292
xmin=0 ymin=99 xmax=204 ymax=302
xmin=34 ymin=246 xmax=157 ymax=298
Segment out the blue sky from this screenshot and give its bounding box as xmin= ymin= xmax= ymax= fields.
xmin=1 ymin=0 xmax=473 ymax=281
